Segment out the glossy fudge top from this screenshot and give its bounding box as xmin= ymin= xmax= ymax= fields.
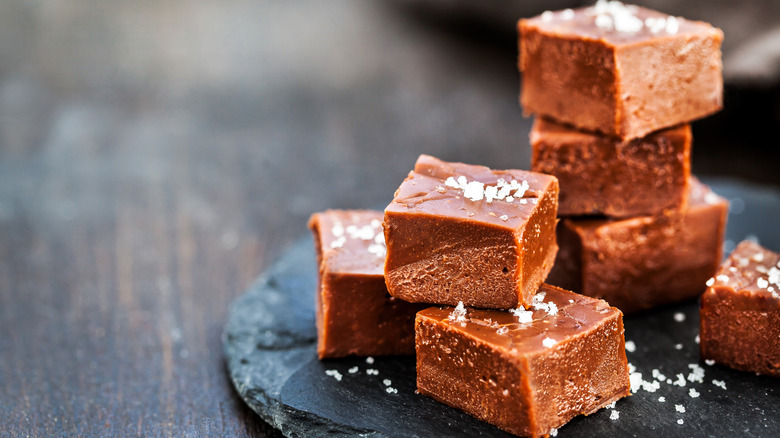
xmin=309 ymin=210 xmax=386 ymax=276
xmin=418 ymin=284 xmax=619 ymax=356
xmin=386 ymin=154 xmax=558 ymax=229
xmin=708 ymin=241 xmax=780 ymax=298
xmin=523 ymin=1 xmax=720 ymax=46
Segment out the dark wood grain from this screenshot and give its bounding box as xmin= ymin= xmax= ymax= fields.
xmin=0 ymin=0 xmax=777 ymax=437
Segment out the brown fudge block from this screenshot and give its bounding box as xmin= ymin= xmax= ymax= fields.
xmin=416 ymin=284 xmax=630 ymax=437
xmin=384 ymin=154 xmax=559 ymax=310
xmin=531 ymin=118 xmax=691 ymax=218
xmin=548 ymin=179 xmax=728 ymax=314
xmin=700 ymin=241 xmax=780 ymax=377
xmin=519 ymin=2 xmax=723 ymax=140
xmin=308 ymin=209 xmax=427 ymax=359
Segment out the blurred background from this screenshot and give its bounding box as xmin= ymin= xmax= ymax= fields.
xmin=0 ymin=0 xmax=777 ymax=436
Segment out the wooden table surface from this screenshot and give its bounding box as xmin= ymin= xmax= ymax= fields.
xmin=1 ymin=1 xmax=777 ymax=436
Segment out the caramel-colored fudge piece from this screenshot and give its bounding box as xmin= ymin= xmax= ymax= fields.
xmin=531 ymin=118 xmax=691 ymax=218
xmin=384 ymin=154 xmax=559 ymax=309
xmin=700 ymin=240 xmax=780 ymax=377
xmin=416 ymin=284 xmax=630 ymax=437
xmin=519 ymin=2 xmax=723 ymax=140
xmin=548 ymin=179 xmax=728 ymax=314
xmin=308 ymin=209 xmax=426 ymax=359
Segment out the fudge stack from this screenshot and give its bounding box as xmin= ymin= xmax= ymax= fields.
xmin=311 ymin=154 xmax=632 ymax=437
xmin=519 ymin=1 xmax=729 ymax=313
xmin=305 ymin=2 xmax=742 ymax=436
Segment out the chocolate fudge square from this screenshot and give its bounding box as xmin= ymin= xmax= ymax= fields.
xmin=519 ymin=1 xmax=723 ymax=140
xmin=416 ymin=284 xmax=630 ymax=437
xmin=531 ymin=118 xmax=691 ymax=218
xmin=384 ymin=154 xmax=559 ymax=309
xmin=548 ymin=179 xmax=728 ymax=314
xmin=308 ymin=209 xmax=427 ymax=359
xmin=700 ymin=240 xmax=780 ymax=377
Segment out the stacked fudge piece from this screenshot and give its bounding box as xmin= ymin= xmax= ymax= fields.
xmin=309 ymin=210 xmax=428 ymax=358
xmin=386 ymin=155 xmax=631 ymax=437
xmin=519 ymin=1 xmax=729 ymax=313
xmin=700 ymin=240 xmax=780 ymax=377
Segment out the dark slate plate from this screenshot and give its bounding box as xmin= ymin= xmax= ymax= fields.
xmin=224 ymin=179 xmax=780 ymax=437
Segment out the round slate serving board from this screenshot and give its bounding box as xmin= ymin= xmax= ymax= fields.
xmin=224 ymin=179 xmax=780 ymax=437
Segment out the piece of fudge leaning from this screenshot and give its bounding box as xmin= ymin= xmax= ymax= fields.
xmin=308 ymin=209 xmax=427 ymax=359
xmin=548 ymin=178 xmax=728 ymax=314
xmin=384 ymin=154 xmax=559 ymax=310
xmin=700 ymin=240 xmax=780 ymax=377
xmin=531 ymin=118 xmax=691 ymax=218
xmin=416 ymin=284 xmax=630 ymax=438
xmin=519 ymin=1 xmax=723 ymax=140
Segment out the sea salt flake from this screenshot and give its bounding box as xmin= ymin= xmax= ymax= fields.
xmin=497 ymin=326 xmax=509 ymax=335
xmin=383 ymin=379 xmax=392 ymax=386
xmin=752 ymin=252 xmax=765 ymax=262
xmin=677 ymin=419 xmax=684 ymax=425
xmin=348 ymin=366 xmax=359 ymax=374
xmin=610 ymin=410 xmax=620 ymax=420
xmin=757 ymin=278 xmax=769 ymax=289
xmin=549 ymin=428 xmax=558 ymax=437
xmin=625 ymin=340 xmax=636 ymax=353
xmin=386 ymin=387 xmax=397 ymax=394
xmin=435 ymin=185 xmax=447 ymax=193
xmin=499 ymin=214 xmax=509 ymax=222
xmin=541 ymin=10 xmax=554 ymax=22
xmin=716 ymin=274 xmax=730 ymax=283
xmin=705 ymin=359 xmax=715 ymax=366
xmin=641 ymin=380 xmax=661 ymax=393
xmin=658 ymin=396 xmax=666 ymax=402
xmin=629 ymin=372 xmax=643 ymax=392
xmin=463 ymin=181 xmax=485 ymax=201
xmin=665 ymin=16 xmax=679 ymax=34
xmin=444 ymin=177 xmax=459 ymax=188
xmin=366 ymin=368 xmax=378 ymax=375
xmin=484 ymin=185 xmax=498 ymax=203
xmin=706 ymin=277 xmax=715 ymax=287
xmin=510 ymin=307 xmax=533 ymax=323
xmin=347 ymin=224 xmax=376 ymax=241
xmin=695 ymin=335 xmax=700 ymax=344
xmin=674 ymin=312 xmax=686 ymax=322
xmin=606 ymin=401 xmax=617 ymax=409
xmin=768 ymin=267 xmax=780 ymax=286
xmin=366 ymin=356 xmax=375 ymax=364
xmin=689 ymin=388 xmax=700 ymax=398
xmin=542 ymin=337 xmax=557 ymax=348
xmin=325 ymin=369 xmax=343 ymax=381
xmin=675 ymin=404 xmax=685 ymax=413
xmin=561 ymin=8 xmax=574 ymax=20
xmin=595 ymin=13 xmax=613 ymax=30
xmin=675 ymin=344 xmax=683 ymax=350
xmin=449 ymin=301 xmax=468 ymax=323
xmin=687 ymin=363 xmax=705 ymax=383
xmin=713 ymin=379 xmax=727 ymax=390
xmin=673 ymin=373 xmax=686 ymax=387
